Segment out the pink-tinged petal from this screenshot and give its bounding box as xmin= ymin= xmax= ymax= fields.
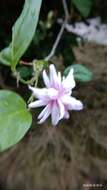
xmin=47 ymin=88 xmax=58 ymax=100
xmin=38 ymin=105 xmax=51 ymax=124
xmin=61 ymin=95 xmax=73 ymax=105
xmin=51 ymin=102 xmax=60 ymax=126
xmin=62 ymin=68 xmax=75 ymax=91
xmin=38 ymin=104 xmax=50 ymax=119
xmin=64 ymin=111 xmax=70 ymax=119
xmin=57 ymin=100 xmax=65 ymax=119
xmin=67 ymin=97 xmax=83 ymax=111
xmin=28 ymin=100 xmax=47 ymax=108
xmin=61 ymin=95 xmax=83 ymax=110
xmin=43 ymin=70 xmax=50 ymax=88
xmin=49 ymin=64 xmax=59 ymax=86
xmin=29 ymin=86 xmax=49 ymax=100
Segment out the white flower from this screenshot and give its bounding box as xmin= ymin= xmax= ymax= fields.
xmin=28 ymin=64 xmax=83 ymax=126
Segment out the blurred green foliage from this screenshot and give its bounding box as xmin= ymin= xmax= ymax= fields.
xmin=72 ymin=0 xmax=93 ymax=17
xmin=0 ymin=90 xmax=32 ymax=151
xmin=64 ymin=64 xmax=93 ymax=82
xmin=0 ymin=0 xmax=107 ymax=70
xmin=0 ymin=0 xmax=107 ymax=80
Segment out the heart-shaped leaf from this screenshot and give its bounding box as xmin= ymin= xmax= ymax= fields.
xmin=64 ymin=64 xmax=93 ymax=82
xmin=72 ymin=0 xmax=92 ymax=17
xmin=0 ymin=90 xmax=32 ymax=151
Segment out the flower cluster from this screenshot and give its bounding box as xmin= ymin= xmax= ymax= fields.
xmin=28 ymin=64 xmax=83 ymax=126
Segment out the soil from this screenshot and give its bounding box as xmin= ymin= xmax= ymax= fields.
xmin=0 ymin=43 xmax=107 ymax=190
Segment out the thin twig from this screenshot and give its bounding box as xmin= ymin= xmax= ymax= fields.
xmin=45 ymin=0 xmax=69 ymax=62
xmin=20 ymin=60 xmax=33 ymax=66
xmin=45 ymin=20 xmax=67 ymax=61
xmin=62 ymin=0 xmax=69 ymax=19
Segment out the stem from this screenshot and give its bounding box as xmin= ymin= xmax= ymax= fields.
xmin=45 ymin=0 xmax=69 ymax=62
xmin=27 ymin=61 xmax=40 ymax=104
xmin=62 ymin=0 xmax=69 ymax=19
xmin=19 ymin=77 xmax=36 ymax=85
xmin=45 ymin=20 xmax=67 ymax=61
xmin=20 ymin=60 xmax=33 ymax=66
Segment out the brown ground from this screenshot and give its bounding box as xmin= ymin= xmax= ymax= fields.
xmin=0 ymin=43 xmax=107 ymax=190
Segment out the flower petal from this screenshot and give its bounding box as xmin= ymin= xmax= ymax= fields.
xmin=57 ymin=100 xmax=65 ymax=119
xmin=67 ymin=97 xmax=83 ymax=111
xmin=38 ymin=104 xmax=50 ymax=119
xmin=62 ymin=68 xmax=75 ymax=91
xmin=29 ymin=86 xmax=48 ymax=100
xmin=64 ymin=111 xmax=70 ymax=119
xmin=38 ymin=105 xmax=51 ymax=124
xmin=58 ymin=72 xmax=61 ymax=83
xmin=43 ymin=70 xmax=50 ymax=88
xmin=28 ymin=100 xmax=47 ymax=108
xmin=47 ymin=88 xmax=58 ymax=100
xmin=51 ymin=102 xmax=60 ymax=126
xmin=61 ymin=95 xmax=72 ymax=105
xmin=61 ymin=95 xmax=83 ymax=110
xmin=49 ymin=64 xmax=59 ymax=87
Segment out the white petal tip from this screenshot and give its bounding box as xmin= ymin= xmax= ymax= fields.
xmin=28 ymin=85 xmax=34 ymax=92
xmin=28 ymin=103 xmax=35 ymax=108
xmin=49 ymin=64 xmax=55 ymax=69
xmin=37 ymin=121 xmax=43 ymax=125
xmin=64 ymin=111 xmax=70 ymax=119
xmin=52 ymin=119 xmax=59 ymax=126
xmin=75 ymin=101 xmax=83 ymax=110
xmin=28 ymin=85 xmax=31 ymax=90
xmin=52 ymin=123 xmax=58 ymax=127
xmin=70 ymin=68 xmax=74 ymax=74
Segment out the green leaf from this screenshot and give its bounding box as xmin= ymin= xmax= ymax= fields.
xmin=64 ymin=64 xmax=93 ymax=82
xmin=72 ymin=0 xmax=92 ymax=17
xmin=0 ymin=0 xmax=42 ymax=70
xmin=0 ymin=90 xmax=32 ymax=151
xmin=17 ymin=66 xmax=32 ymax=79
xmin=0 ymin=46 xmax=12 ymax=66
